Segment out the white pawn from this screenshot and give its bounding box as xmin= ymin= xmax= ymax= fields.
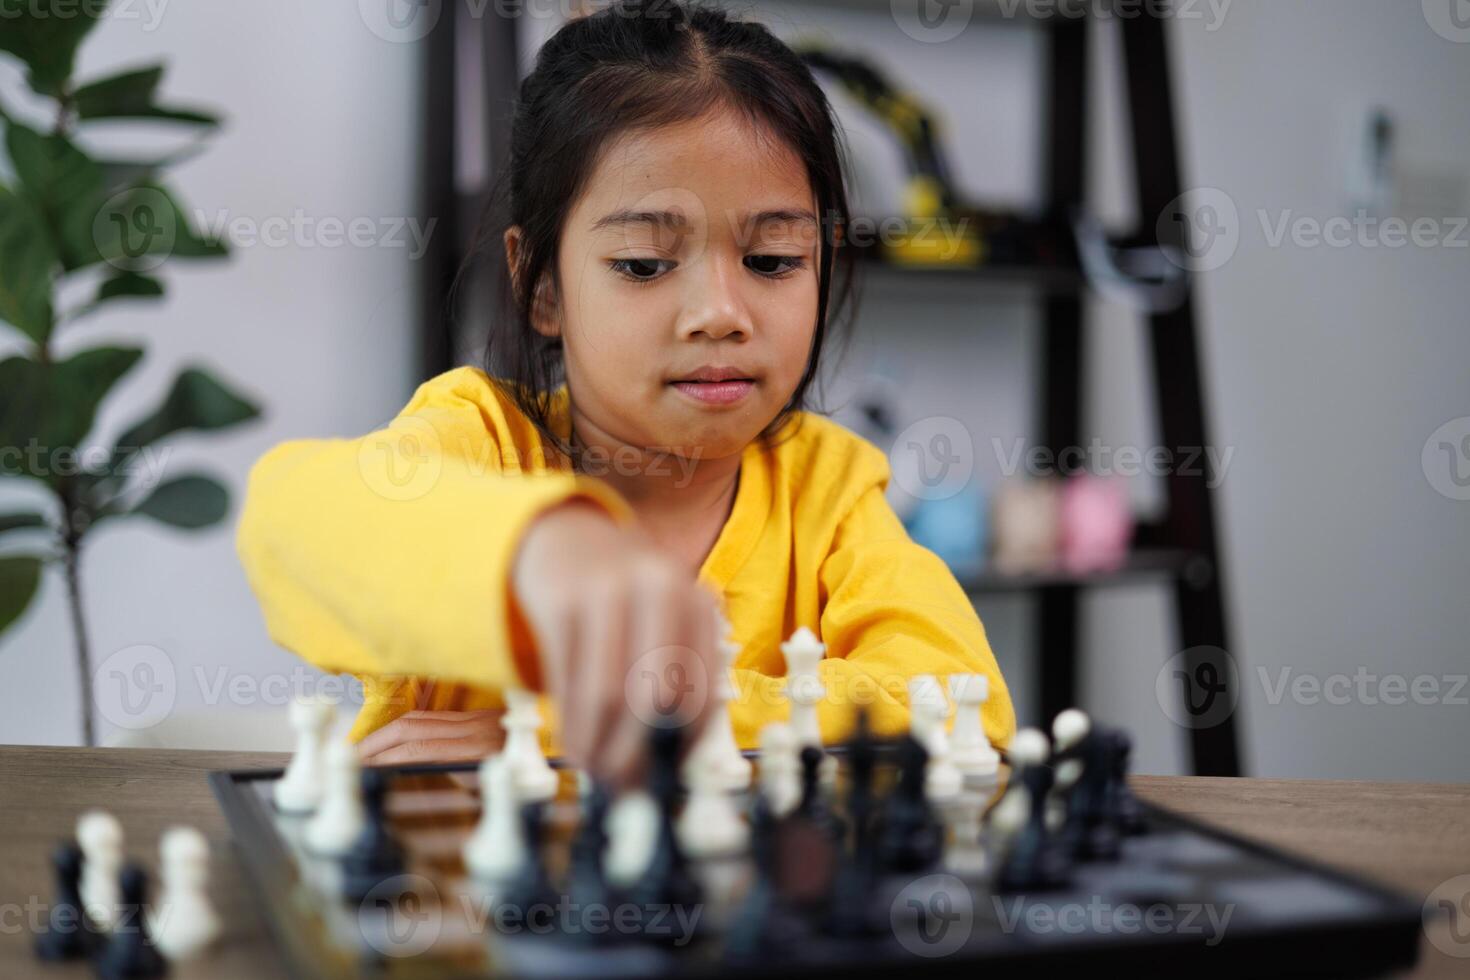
xmin=677 ymin=742 xmax=749 ymax=858
xmin=948 ymin=674 xmax=1001 ymax=779
xmin=464 ymin=754 xmax=523 ymax=883
xmin=909 ymin=675 xmax=962 ymax=801
xmin=77 ymin=810 xmax=123 ymax=930
xmin=502 ymin=689 xmax=558 ymax=803
xmin=684 ymin=614 xmax=752 ymax=792
xmin=151 ymin=826 xmax=220 ymax=962
xmin=987 ymin=727 xmax=1049 ymax=854
xmin=305 ymin=739 xmax=365 ymax=857
xmin=605 ymin=791 xmax=660 ymax=888
xmin=757 ymin=722 xmax=802 ymax=818
xmin=274 ymin=695 xmax=336 ymax=814
xmin=1047 ymin=708 xmax=1091 ymax=830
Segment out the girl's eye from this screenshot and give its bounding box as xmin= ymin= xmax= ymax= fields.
xmin=746 ymin=254 xmax=806 ymax=278
xmin=609 ymin=258 xmax=672 ymax=283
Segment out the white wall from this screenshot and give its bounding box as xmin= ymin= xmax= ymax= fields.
xmin=2 ymin=1 xmax=1465 ymax=781
xmin=0 ymin=1 xmax=423 ymax=748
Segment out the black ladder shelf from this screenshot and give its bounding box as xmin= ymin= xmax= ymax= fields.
xmin=418 ymin=2 xmax=1242 ymax=777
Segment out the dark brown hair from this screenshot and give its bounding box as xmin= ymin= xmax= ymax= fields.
xmin=456 ymin=0 xmax=858 ymax=457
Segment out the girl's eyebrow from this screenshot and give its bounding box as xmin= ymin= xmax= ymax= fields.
xmin=590 ymin=207 xmax=817 ymax=231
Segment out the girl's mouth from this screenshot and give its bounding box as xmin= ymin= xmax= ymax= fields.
xmin=669 ymin=379 xmax=756 ymax=406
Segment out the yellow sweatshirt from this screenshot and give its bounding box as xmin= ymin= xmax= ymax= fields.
xmin=235 ymin=366 xmax=1015 ymax=751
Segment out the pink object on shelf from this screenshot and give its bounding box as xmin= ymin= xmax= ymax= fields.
xmin=1059 ymin=474 xmax=1134 ymax=574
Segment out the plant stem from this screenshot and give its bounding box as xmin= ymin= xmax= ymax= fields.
xmin=59 ymin=492 xmax=95 ymax=748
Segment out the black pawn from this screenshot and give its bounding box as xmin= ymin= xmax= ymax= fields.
xmin=1107 ymin=731 xmax=1149 ymax=837
xmin=627 ymin=726 xmax=702 ymax=938
xmin=566 ymin=785 xmax=613 ymax=946
xmin=340 ymin=768 xmax=405 ymax=903
xmin=796 ymin=746 xmax=846 ymax=842
xmin=724 ymin=798 xmax=807 ymax=962
xmin=94 ymin=863 xmax=165 ymax=980
xmin=34 ymin=842 xmax=99 ymax=961
xmin=875 ymin=736 xmax=943 ymax=873
xmin=504 ymin=800 xmax=556 ymax=917
xmin=996 ymin=763 xmax=1072 ymax=892
xmin=827 ymin=711 xmax=880 ymax=937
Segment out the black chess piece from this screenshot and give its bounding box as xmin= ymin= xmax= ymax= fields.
xmin=996 ymin=761 xmax=1072 ymax=893
xmin=503 ymin=800 xmax=557 ymax=919
xmin=875 ymin=735 xmax=943 ymax=874
xmin=1107 ymin=730 xmax=1149 ymax=837
xmin=627 ymin=725 xmax=702 ymax=942
xmin=723 ymin=797 xmax=809 ymax=962
xmin=93 ymin=863 xmax=166 ymax=980
xmin=565 ymin=783 xmax=614 ymax=946
xmin=796 ymin=746 xmax=847 ymax=843
xmin=34 ymin=842 xmax=100 ymax=961
xmin=1063 ymin=730 xmax=1122 ymax=862
xmin=340 ymin=767 xmax=406 ymax=904
xmin=826 ymin=711 xmax=881 ymax=937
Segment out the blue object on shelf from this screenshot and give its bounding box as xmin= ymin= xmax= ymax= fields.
xmin=904 ymin=486 xmax=988 ymax=579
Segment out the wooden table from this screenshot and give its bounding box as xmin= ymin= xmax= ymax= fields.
xmin=1 ymin=746 xmax=1466 ymax=979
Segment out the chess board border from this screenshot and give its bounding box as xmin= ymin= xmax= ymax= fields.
xmin=209 ymin=758 xmax=1425 ymax=980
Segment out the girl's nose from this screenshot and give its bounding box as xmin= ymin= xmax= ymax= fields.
xmin=676 ymin=255 xmax=754 ymax=342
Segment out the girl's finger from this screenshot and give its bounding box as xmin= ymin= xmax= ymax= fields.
xmin=364 ymin=734 xmax=500 ymax=767
xmin=356 ymin=712 xmax=502 ymax=759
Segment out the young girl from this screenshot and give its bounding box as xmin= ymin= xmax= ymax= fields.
xmin=236 ymin=0 xmax=1014 ymax=783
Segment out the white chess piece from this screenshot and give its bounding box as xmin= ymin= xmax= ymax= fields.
xmin=677 ymin=742 xmax=749 ymax=858
xmin=987 ymin=727 xmax=1049 ymax=854
xmin=151 ymin=826 xmax=220 ymax=962
xmin=948 ymin=674 xmax=1001 ymax=779
xmin=304 ymin=739 xmax=365 ymax=857
xmin=501 ymin=688 xmax=558 ymax=803
xmin=1047 ymin=708 xmax=1091 ymax=830
xmin=464 ymin=754 xmax=524 ymax=883
xmin=77 ymin=810 xmax=123 ymax=930
xmin=780 ymin=627 xmax=836 ymax=786
xmin=274 ymin=695 xmax=336 ymax=813
xmin=605 ymin=791 xmax=660 ymax=887
xmin=909 ymin=675 xmax=962 ymax=801
xmin=684 ymin=615 xmax=752 ymax=792
xmin=757 ymin=722 xmax=802 ymax=818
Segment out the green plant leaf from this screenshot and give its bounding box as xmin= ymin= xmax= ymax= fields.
xmin=112 ymin=367 xmax=260 ymax=464
xmin=73 ymin=64 xmax=220 ymax=127
xmin=64 ymin=270 xmax=165 ymax=324
xmin=0 ymin=0 xmax=109 ymax=97
xmin=4 ymin=120 xmax=108 ymax=271
xmin=0 ymin=184 xmax=57 ymax=342
xmin=93 ymin=181 xmax=229 ymax=269
xmin=131 ymin=473 xmax=229 ymax=529
xmin=0 ymin=513 xmax=49 ymax=536
xmin=0 ymin=347 xmax=144 ymax=484
xmin=0 ymin=556 xmax=43 ymax=639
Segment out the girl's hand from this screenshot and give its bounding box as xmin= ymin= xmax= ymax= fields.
xmin=512 ymin=500 xmax=721 ymax=785
xmin=356 ymin=710 xmax=505 ymax=766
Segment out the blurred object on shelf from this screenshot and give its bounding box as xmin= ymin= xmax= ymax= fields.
xmin=1058 ymin=474 xmax=1134 ymax=575
xmin=991 ymin=479 xmax=1060 ymax=575
xmin=906 ymin=486 xmax=989 ymax=580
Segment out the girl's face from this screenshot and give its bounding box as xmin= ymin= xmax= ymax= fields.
xmin=531 ymin=106 xmax=821 ymax=462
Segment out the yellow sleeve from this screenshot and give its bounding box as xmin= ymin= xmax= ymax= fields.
xmin=728 ymin=484 xmax=1016 ymax=750
xmin=235 ymin=373 xmax=633 ymax=696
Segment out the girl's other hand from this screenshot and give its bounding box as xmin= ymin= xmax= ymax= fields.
xmin=356 ymin=709 xmax=505 ymax=766
xmin=512 ymin=500 xmax=721 ymax=786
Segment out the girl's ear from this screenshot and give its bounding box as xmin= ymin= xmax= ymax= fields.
xmin=503 ymin=225 xmax=561 ymax=339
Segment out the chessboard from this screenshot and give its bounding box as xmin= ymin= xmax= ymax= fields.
xmin=209 ymin=725 xmax=1424 ymax=980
